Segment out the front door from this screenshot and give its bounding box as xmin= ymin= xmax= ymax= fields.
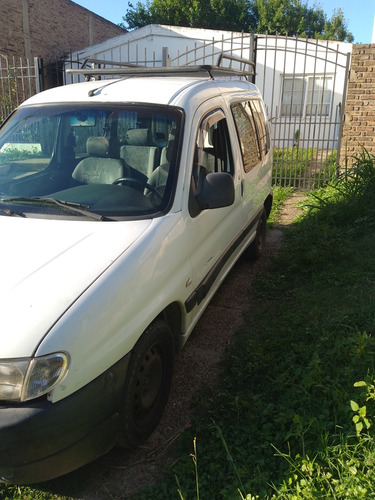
xmin=184 ymin=107 xmax=243 ymax=319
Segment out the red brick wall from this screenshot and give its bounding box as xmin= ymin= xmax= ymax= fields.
xmin=341 ymin=44 xmax=375 ymax=164
xmin=1 ymin=0 xmax=125 ymax=63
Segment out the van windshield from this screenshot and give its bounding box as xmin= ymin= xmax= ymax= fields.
xmin=0 ymin=104 xmax=182 ymax=220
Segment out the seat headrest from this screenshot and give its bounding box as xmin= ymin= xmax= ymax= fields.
xmin=86 ymin=136 xmax=110 ymax=157
xmin=165 ymin=140 xmax=175 ymax=163
xmin=126 ymin=128 xmax=150 ymax=146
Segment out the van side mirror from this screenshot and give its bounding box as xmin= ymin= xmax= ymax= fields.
xmin=196 ymin=172 xmax=235 ymax=210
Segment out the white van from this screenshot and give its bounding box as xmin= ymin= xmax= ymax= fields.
xmin=0 ymin=61 xmax=272 ymax=483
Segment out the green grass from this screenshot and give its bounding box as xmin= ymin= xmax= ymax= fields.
xmin=0 ymin=484 xmax=70 ymax=500
xmin=273 ymin=147 xmax=337 ymax=188
xmin=266 ymin=185 xmax=294 ymax=225
xmin=136 ymin=149 xmax=375 ymax=499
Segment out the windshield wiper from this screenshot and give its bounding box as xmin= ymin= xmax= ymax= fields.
xmin=1 ymin=197 xmax=111 ymax=221
xmin=0 ymin=206 xmax=25 ymax=217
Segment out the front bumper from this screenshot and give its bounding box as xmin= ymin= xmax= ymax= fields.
xmin=0 ymin=354 xmax=130 ymax=484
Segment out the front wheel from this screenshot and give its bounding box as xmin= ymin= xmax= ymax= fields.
xmin=118 ymin=319 xmax=175 ymax=448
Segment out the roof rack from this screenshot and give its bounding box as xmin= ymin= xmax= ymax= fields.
xmin=65 ymin=53 xmax=255 ymax=81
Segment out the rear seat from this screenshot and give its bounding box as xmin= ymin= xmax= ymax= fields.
xmin=120 ymin=129 xmax=160 ymax=178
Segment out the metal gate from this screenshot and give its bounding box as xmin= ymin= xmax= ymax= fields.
xmin=254 ymin=34 xmax=351 ymax=189
xmin=65 ymin=30 xmax=352 ymax=189
xmin=166 ymin=34 xmax=351 ymax=189
xmin=0 ymin=55 xmax=43 ymax=123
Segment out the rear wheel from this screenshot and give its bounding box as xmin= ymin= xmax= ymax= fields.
xmin=118 ymin=319 xmax=175 ymax=448
xmin=246 ymin=208 xmax=267 ymax=260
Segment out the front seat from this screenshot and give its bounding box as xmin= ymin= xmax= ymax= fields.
xmin=72 ymin=136 xmax=129 ymax=184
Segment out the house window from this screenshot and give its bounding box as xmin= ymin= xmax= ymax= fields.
xmin=305 ymin=76 xmax=332 ymax=116
xmin=281 ymin=77 xmax=305 ymax=117
xmin=281 ymin=75 xmax=332 ymax=118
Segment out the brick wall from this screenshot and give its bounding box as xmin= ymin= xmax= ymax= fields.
xmin=341 ymin=44 xmax=375 ymax=164
xmin=1 ymin=0 xmax=125 ymax=63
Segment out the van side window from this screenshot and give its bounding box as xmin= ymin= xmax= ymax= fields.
xmin=249 ymin=100 xmax=269 ymax=157
xmin=196 ymin=110 xmax=233 ymax=176
xmin=189 ymin=109 xmax=233 ymax=217
xmin=231 ymin=100 xmax=269 ymax=173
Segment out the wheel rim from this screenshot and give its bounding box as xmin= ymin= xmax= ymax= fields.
xmin=133 ymin=344 xmax=164 ymax=424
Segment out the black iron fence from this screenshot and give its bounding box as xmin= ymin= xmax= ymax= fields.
xmin=0 ymin=55 xmax=43 ymax=122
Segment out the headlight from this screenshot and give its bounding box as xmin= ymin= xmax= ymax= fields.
xmin=0 ymin=353 xmax=69 ymax=402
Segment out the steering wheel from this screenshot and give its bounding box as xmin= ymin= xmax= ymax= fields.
xmin=112 ymin=177 xmax=163 ymax=202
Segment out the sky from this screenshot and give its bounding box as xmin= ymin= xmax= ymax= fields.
xmin=73 ymin=0 xmax=375 ymax=44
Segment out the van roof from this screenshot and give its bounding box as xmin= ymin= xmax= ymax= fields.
xmin=22 ymin=74 xmax=261 ymax=109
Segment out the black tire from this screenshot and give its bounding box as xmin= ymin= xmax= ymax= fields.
xmin=246 ymin=208 xmax=267 ymax=260
xmin=118 ymin=319 xmax=175 ymax=448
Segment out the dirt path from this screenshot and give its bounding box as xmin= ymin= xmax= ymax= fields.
xmin=46 ymin=193 xmax=306 ymax=500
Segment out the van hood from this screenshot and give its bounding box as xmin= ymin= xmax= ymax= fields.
xmin=0 ymin=217 xmax=151 ymax=358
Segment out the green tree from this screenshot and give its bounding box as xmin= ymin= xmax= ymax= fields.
xmin=123 ymin=0 xmax=253 ymax=31
xmin=122 ymin=0 xmax=353 ymax=42
xmin=318 ymin=8 xmax=354 ymax=42
xmin=124 ymin=1 xmax=154 ymax=29
xmin=254 ymin=0 xmax=322 ymax=38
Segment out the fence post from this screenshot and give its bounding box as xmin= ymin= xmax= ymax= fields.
xmin=250 ymin=33 xmax=256 ymax=84
xmin=34 ymin=57 xmax=44 ymax=93
xmin=162 ymin=47 xmax=170 ymax=67
xmin=336 ymin=51 xmax=351 ymax=172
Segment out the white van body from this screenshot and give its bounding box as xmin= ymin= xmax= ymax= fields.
xmin=0 ymin=65 xmax=272 ymax=483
